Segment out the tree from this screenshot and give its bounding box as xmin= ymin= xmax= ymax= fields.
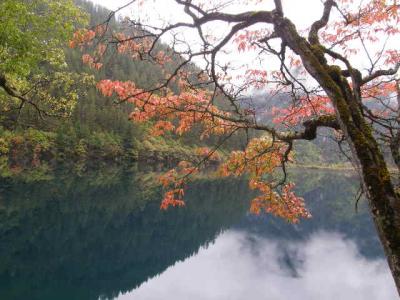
xmin=0 ymin=0 xmax=91 ymax=128
xmin=73 ymin=0 xmax=400 ymax=292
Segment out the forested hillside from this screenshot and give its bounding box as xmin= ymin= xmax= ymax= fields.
xmin=0 ymin=0 xmax=215 ymax=175
xmin=0 ymin=0 xmax=347 ymax=178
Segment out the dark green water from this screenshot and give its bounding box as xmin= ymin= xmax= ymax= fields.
xmin=0 ymin=166 xmax=398 ymax=299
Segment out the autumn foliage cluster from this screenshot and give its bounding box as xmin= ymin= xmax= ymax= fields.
xmin=70 ymin=0 xmax=399 ymax=223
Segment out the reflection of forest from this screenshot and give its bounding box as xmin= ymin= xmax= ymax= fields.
xmin=0 ymin=166 xmax=250 ymax=300
xmin=236 ymin=169 xmax=384 ymax=258
xmin=0 ymin=166 xmax=383 ymax=300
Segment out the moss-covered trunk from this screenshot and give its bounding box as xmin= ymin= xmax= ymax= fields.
xmin=274 ymin=16 xmax=400 ymax=294
xmin=316 ymin=63 xmax=400 ymax=297
xmin=318 ymin=64 xmax=400 ymax=297
xmin=334 ymin=95 xmax=400 ymax=294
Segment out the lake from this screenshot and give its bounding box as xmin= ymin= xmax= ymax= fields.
xmin=0 ymin=165 xmax=398 ymax=299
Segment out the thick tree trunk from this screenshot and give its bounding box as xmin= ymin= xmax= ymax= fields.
xmin=319 ymin=65 xmax=400 ymax=297
xmin=273 ymin=17 xmax=400 ymax=295
xmin=317 ymin=63 xmax=400 ymax=296
xmin=335 ymin=96 xmax=400 ymax=294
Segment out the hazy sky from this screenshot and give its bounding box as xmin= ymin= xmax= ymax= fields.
xmin=89 ymin=0 xmax=328 ymax=85
xmin=88 ymin=0 xmax=399 ymax=87
xmin=90 ymin=0 xmax=323 ymax=29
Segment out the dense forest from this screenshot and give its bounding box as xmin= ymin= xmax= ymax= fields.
xmin=0 ymin=0 xmax=197 ymax=173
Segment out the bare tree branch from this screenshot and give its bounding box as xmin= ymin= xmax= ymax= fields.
xmin=362 ymin=63 xmax=400 ymax=85
xmin=308 ymin=0 xmax=337 ymax=45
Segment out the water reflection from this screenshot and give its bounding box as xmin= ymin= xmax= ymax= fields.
xmin=0 ymin=167 xmax=398 ymax=299
xmin=117 ymin=231 xmax=396 ymax=300
xmin=0 ymin=167 xmax=250 ymax=300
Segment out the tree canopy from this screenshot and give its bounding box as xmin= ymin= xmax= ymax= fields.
xmin=0 ymin=0 xmax=91 ymax=127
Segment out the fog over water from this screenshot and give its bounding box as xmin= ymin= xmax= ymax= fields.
xmin=117 ymin=230 xmax=397 ymax=300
